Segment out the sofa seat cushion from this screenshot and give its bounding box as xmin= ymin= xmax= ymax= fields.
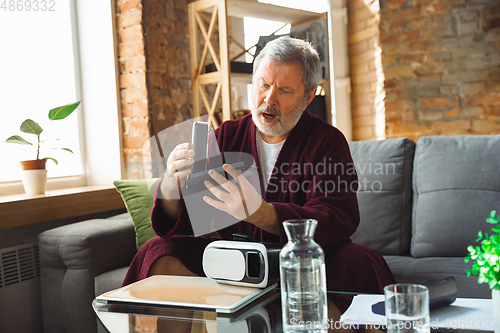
xmin=411 ymin=135 xmax=500 ymax=258
xmin=94 ymin=266 xmax=130 ymax=297
xmin=384 ymin=255 xmax=491 ymax=299
xmin=382 ymin=255 xmax=415 ymax=277
xmin=349 ymin=138 xmax=416 ymax=255
xmin=395 ymin=275 xmax=490 ymax=299
xmin=385 ymin=256 xmax=478 ymax=277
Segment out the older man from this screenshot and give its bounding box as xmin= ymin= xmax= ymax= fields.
xmin=123 ymin=36 xmax=395 ymax=295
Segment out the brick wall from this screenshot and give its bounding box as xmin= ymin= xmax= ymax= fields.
xmin=116 ymin=0 xmax=150 ymax=179
xmin=347 ymin=0 xmax=385 ymax=141
xmin=143 ymin=0 xmax=193 ymax=133
xmin=116 ymin=0 xmax=193 ymax=178
xmin=380 ymin=0 xmax=500 ymax=142
xmin=143 ymin=0 xmax=193 ymax=177
xmin=116 ymin=0 xmax=500 ymax=176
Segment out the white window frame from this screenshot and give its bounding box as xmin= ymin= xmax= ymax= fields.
xmin=74 ymin=0 xmax=124 ymax=185
xmin=328 ymin=0 xmax=351 ymax=141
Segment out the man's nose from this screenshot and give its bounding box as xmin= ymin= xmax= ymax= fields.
xmin=264 ymin=86 xmax=278 ymax=106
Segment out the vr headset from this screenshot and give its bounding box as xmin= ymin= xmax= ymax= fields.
xmin=202 ymin=238 xmax=282 ymax=288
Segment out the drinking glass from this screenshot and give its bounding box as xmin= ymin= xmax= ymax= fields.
xmin=384 ymin=284 xmax=430 ymax=333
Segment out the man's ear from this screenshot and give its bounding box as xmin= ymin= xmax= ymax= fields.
xmin=304 ymin=89 xmax=317 ymax=108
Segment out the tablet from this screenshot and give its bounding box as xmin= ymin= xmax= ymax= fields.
xmin=96 ymin=275 xmax=277 ymax=314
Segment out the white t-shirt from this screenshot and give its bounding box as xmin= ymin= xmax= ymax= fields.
xmin=256 ymin=131 xmax=285 ymax=191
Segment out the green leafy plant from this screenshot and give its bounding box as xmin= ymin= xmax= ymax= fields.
xmin=465 ymin=210 xmax=500 ymax=290
xmin=5 ymin=101 xmax=80 ymax=165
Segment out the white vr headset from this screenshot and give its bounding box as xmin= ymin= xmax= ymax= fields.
xmin=202 ymin=240 xmax=281 ymax=288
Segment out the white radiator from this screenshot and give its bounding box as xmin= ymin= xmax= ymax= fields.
xmin=0 ymin=242 xmax=43 ymax=333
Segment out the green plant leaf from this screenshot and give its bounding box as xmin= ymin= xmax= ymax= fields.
xmin=465 ymin=210 xmax=500 ymax=289
xmin=43 ymin=157 xmax=58 ymax=165
xmin=20 ymin=119 xmax=43 ymax=135
xmin=487 ymin=211 xmax=499 ymax=224
xmin=60 ymin=148 xmax=74 ymax=154
xmin=5 ymin=135 xmax=33 ymax=145
xmin=48 ymin=101 xmax=80 ymax=120
xmin=41 ymin=138 xmax=61 ymax=143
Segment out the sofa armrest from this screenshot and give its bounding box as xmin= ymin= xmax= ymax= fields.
xmin=39 ymin=213 xmax=137 ymax=333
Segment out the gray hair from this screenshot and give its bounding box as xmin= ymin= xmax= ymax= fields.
xmin=253 ymin=36 xmax=322 ymax=95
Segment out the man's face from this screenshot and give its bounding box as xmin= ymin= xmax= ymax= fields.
xmin=251 ymin=57 xmax=315 ymax=143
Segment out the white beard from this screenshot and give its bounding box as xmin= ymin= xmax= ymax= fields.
xmin=251 ymin=102 xmax=305 ymax=138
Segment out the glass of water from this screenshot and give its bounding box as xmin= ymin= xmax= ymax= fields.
xmin=384 ymin=284 xmax=430 ymax=333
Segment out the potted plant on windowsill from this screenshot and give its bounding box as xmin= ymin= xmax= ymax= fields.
xmin=5 ymin=101 xmax=81 ymax=195
xmin=465 ymin=210 xmax=500 ymax=318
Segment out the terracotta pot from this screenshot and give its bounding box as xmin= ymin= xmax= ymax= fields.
xmin=20 ymin=158 xmax=47 ymax=170
xmin=19 ymin=159 xmax=47 ymax=195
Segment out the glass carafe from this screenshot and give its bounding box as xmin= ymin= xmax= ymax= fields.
xmin=280 ymin=219 xmax=328 ymax=332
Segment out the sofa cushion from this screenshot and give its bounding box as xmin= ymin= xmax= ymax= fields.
xmin=94 ymin=266 xmax=129 ymax=297
xmin=349 ymin=138 xmax=415 ymax=255
xmin=411 ymin=135 xmax=500 ymax=258
xmin=114 ymin=179 xmax=160 ymax=250
xmin=396 ymin=274 xmax=490 ymax=299
xmin=383 ymin=255 xmax=491 ymax=298
xmin=381 ymin=255 xmax=414 ymax=277
xmin=38 ymin=213 xmax=136 ymax=333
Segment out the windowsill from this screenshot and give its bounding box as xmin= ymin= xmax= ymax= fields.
xmin=0 ymin=185 xmax=125 ymax=230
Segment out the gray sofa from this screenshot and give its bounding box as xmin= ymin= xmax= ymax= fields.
xmin=349 ymin=135 xmax=499 ymax=300
xmin=38 ymin=134 xmax=500 ymax=333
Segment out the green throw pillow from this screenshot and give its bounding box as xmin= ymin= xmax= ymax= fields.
xmin=114 ymin=178 xmax=160 ymax=250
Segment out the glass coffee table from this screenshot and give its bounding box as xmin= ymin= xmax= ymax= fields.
xmin=94 ymin=287 xmax=494 ymax=333
xmin=93 ymin=288 xmax=366 ymax=333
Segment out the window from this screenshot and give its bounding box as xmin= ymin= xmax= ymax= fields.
xmin=0 ymin=1 xmax=82 ymax=182
xmin=0 ymin=0 xmax=123 ymax=195
xmin=243 ymin=0 xmax=328 ymax=63
xmin=241 ymin=0 xmax=329 ymax=112
xmin=242 ymin=0 xmax=351 ymax=139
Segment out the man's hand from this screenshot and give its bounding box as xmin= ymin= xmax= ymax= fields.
xmin=159 ymin=143 xmax=194 ymax=218
xmin=160 ymin=143 xmax=194 ymax=199
xmin=203 ymin=164 xmax=280 ymax=235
